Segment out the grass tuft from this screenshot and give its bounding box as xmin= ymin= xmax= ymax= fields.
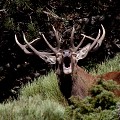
xmin=20 ymin=71 xmax=66 ymax=104
xmin=91 ymin=54 xmax=120 ymax=75
xmin=0 ymin=95 xmax=65 ymax=120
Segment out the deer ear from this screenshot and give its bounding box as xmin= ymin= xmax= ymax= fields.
xmin=76 ymin=44 xmax=91 ymax=60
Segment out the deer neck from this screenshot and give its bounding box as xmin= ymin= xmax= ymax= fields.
xmin=71 ymin=65 xmax=96 ymax=98
xmin=57 ymin=73 xmax=73 ymax=99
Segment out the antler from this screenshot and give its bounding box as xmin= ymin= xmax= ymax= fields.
xmin=52 ymin=25 xmax=61 ymax=50
xmin=15 ymin=32 xmax=56 ymax=64
xmin=38 ymin=28 xmax=61 ymax=54
xmin=70 ymin=24 xmax=105 ymax=52
xmin=15 ymin=34 xmax=40 ymax=54
xmin=15 ymin=25 xmax=62 ymax=64
xmin=15 ymin=24 xmax=105 ymax=63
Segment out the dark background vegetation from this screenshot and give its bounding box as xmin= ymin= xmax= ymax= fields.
xmin=0 ymin=0 xmax=120 ymax=102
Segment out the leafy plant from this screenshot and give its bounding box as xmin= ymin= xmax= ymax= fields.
xmin=65 ymin=79 xmax=120 ymax=120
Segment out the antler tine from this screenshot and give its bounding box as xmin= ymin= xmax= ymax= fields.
xmin=39 ymin=32 xmax=58 ymax=54
xmin=22 ymin=33 xmax=53 ymax=56
xmin=15 ymin=33 xmax=52 ymax=55
xmin=89 ymin=24 xmax=105 ymax=51
xmin=74 ymin=26 xmax=101 ymax=52
xmin=15 ymin=34 xmax=33 ymax=54
xmin=74 ymin=35 xmax=86 ymax=52
xmin=88 ymin=29 xmax=101 ymax=51
xmin=81 ymin=29 xmax=101 ymax=41
xmin=96 ymin=25 xmax=105 ymax=47
xmin=22 ymin=32 xmax=42 ymax=57
xmin=52 ymin=25 xmax=60 ymax=50
xmin=70 ymin=26 xmax=75 ymax=49
xmin=95 ymin=29 xmax=101 ymax=40
xmin=79 ymin=28 xmax=101 ymax=52
xmin=15 ymin=32 xmax=57 ymax=64
xmin=79 ymin=24 xmax=105 ymax=51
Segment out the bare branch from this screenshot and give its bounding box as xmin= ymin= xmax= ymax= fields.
xmin=43 ymin=8 xmax=64 ymax=20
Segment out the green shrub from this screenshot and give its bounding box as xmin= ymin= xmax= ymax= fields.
xmin=20 ymin=71 xmax=66 ymax=104
xmin=91 ymin=54 xmax=120 ymax=75
xmin=65 ymin=79 xmax=120 ymax=120
xmin=0 ymin=71 xmax=66 ymax=120
xmin=0 ymin=95 xmax=65 ymax=120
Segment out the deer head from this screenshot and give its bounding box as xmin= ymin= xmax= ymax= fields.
xmin=15 ymin=25 xmax=105 ymax=76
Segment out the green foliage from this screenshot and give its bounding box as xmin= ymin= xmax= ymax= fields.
xmin=15 ymin=0 xmax=32 ymax=8
xmin=0 ymin=71 xmax=66 ymax=120
xmin=21 ymin=71 xmax=66 ymax=104
xmin=65 ymin=107 xmax=119 ymax=120
xmin=0 ymin=96 xmax=65 ymax=120
xmin=91 ymin=54 xmax=120 ymax=75
xmin=4 ymin=17 xmax=15 ymax=30
xmin=65 ymin=79 xmax=120 ymax=120
xmin=27 ymin=22 xmax=39 ymax=39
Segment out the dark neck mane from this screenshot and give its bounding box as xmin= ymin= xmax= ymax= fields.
xmin=58 ymin=74 xmax=73 ymax=99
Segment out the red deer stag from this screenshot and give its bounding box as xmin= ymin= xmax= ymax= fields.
xmin=15 ymin=25 xmax=120 ymax=99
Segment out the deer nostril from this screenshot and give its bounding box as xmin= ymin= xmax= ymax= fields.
xmin=63 ymin=57 xmax=71 ymax=68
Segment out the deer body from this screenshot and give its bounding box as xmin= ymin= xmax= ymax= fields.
xmin=58 ymin=65 xmax=120 ymax=99
xmin=99 ymin=71 xmax=120 ymax=82
xmin=15 ymin=23 xmax=120 ymax=100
